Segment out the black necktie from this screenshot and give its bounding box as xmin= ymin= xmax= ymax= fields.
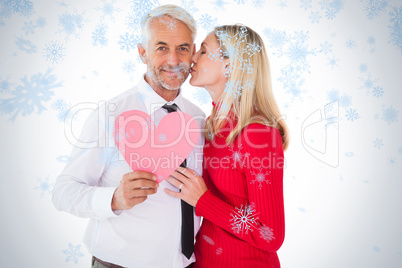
xmin=162 ymin=103 xmax=194 ymax=259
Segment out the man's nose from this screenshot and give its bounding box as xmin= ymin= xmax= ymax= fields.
xmin=166 ymin=50 xmax=180 ymax=65
xmin=191 ymin=52 xmax=198 ymax=64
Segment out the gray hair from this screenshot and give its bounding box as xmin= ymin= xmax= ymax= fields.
xmin=141 ymin=4 xmax=197 ymax=46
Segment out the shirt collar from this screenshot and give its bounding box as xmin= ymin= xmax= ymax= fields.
xmin=138 ymin=74 xmax=185 ymax=114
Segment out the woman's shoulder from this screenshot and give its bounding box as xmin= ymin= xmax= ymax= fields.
xmin=240 ymin=123 xmax=282 ymax=147
xmin=242 ymin=122 xmax=280 ymax=134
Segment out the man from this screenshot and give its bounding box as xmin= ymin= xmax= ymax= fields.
xmin=52 ymin=5 xmax=204 ymax=268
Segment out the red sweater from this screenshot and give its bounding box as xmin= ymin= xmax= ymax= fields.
xmin=194 ymin=121 xmax=285 ymax=268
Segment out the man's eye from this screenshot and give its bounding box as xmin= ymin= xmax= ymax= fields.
xmin=157 ymin=47 xmax=166 ymax=51
xmin=179 ymin=47 xmax=189 ymax=51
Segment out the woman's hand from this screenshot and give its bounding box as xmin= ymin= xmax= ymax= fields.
xmin=164 ymin=167 xmax=208 ymax=207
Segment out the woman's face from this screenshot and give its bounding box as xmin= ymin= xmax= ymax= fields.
xmin=189 ymin=33 xmax=229 ymax=101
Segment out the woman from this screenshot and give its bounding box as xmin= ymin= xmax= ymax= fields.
xmin=165 ymin=24 xmax=289 ymax=267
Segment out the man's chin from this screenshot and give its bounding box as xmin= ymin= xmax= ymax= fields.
xmin=161 ymin=81 xmax=182 ymax=91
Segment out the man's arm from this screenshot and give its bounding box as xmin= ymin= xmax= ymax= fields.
xmin=52 ymin=108 xmax=159 ymax=220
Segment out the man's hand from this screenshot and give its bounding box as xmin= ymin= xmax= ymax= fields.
xmin=112 ymin=171 xmax=159 ymax=211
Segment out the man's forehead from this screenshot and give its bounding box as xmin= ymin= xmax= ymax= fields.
xmin=148 ymin=16 xmax=193 ymax=45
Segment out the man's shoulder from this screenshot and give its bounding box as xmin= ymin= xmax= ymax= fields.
xmin=106 ymin=86 xmax=140 ymax=107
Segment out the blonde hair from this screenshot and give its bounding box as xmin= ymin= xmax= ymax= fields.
xmin=141 ymin=4 xmax=197 ymax=45
xmin=205 ymin=24 xmax=289 ymax=151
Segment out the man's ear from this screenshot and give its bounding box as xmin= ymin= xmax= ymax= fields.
xmin=137 ymin=43 xmax=147 ymax=64
xmin=192 ymin=43 xmax=196 ymax=56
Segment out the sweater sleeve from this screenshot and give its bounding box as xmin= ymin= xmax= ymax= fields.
xmin=195 ymin=124 xmax=285 ymax=252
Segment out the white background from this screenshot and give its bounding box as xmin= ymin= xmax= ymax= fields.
xmin=0 ymin=0 xmax=401 ymax=267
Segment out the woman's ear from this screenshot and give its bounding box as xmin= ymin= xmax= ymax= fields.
xmin=137 ymin=43 xmax=147 ymax=64
xmin=223 ymin=61 xmax=231 ymax=78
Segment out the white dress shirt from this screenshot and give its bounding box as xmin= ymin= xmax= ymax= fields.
xmin=52 ymin=75 xmax=205 ymax=268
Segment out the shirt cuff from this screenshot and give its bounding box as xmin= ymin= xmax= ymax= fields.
xmin=92 ymin=186 xmax=121 ymax=220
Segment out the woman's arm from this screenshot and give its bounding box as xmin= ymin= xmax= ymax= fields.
xmin=166 ymin=124 xmax=285 ymax=252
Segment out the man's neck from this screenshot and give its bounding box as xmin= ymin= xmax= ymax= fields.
xmin=145 ymin=75 xmax=179 ymax=102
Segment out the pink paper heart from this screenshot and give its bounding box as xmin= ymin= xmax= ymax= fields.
xmin=113 ymin=110 xmax=200 ymax=182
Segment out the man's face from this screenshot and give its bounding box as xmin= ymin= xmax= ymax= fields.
xmin=140 ymin=16 xmax=194 ymax=91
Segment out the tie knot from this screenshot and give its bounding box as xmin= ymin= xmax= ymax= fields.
xmin=162 ymin=103 xmax=179 ymax=113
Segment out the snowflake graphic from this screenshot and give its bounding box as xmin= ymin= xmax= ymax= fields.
xmin=300 ymin=0 xmax=312 ymax=10
xmin=122 ymin=59 xmax=136 ymax=77
xmin=373 ymin=138 xmax=383 ymax=149
xmin=51 ymin=98 xmax=75 ymax=122
xmin=345 ymin=108 xmax=359 ymax=121
xmin=381 ymin=105 xmax=399 ymax=124
xmin=158 ymin=133 xmax=167 ymax=142
xmin=277 ymin=31 xmax=316 ymax=70
xmin=159 ymin=16 xmax=178 ymax=31
xmin=96 ymin=145 xmax=120 ymax=168
xmin=259 ymin=224 xmax=275 ymax=242
xmin=230 ymin=203 xmax=259 ymax=235
xmin=251 ymin=0 xmax=265 ymax=8
xmin=56 ymin=155 xmax=72 ymax=163
xmin=126 ymin=0 xmax=159 ymax=32
xmin=298 ymin=207 xmax=307 ymax=213
xmin=359 ymin=72 xmax=378 ymax=94
xmin=372 ymin=86 xmax=384 ymax=98
xmin=388 ymin=7 xmax=402 ymax=53
xmin=198 ymin=14 xmax=217 ymax=31
xmin=193 ymin=87 xmax=212 ymax=105
xmin=319 ymin=41 xmax=333 ymax=55
xmin=327 ymin=55 xmax=339 ymax=69
xmin=43 ymin=41 xmax=65 ymax=64
xmin=388 ymin=157 xmax=397 ymax=166
xmin=216 ymin=247 xmax=223 ymax=255
xmin=33 ymin=176 xmax=54 ymax=198
xmin=359 ymin=63 xmax=368 ymax=72
xmin=225 ymin=144 xmax=250 ymax=169
xmin=0 ymin=70 xmax=63 ymax=122
xmin=0 ymin=76 xmax=12 ymax=94
xmin=62 ymin=243 xmax=84 ymax=264
xmin=338 ymin=93 xmax=352 ymax=108
xmin=345 ymin=39 xmax=356 ymax=49
xmin=224 ymin=80 xmax=243 ymax=99
xmin=362 ymin=0 xmax=388 ymax=20
xmin=250 ymin=168 xmax=271 ymax=189
xmin=277 ymin=65 xmax=307 ymax=101
xmin=57 ymin=10 xmax=86 ymax=39
xmin=264 ymin=28 xmax=289 ymax=51
xmin=95 ymin=0 xmax=121 ymax=22
xmin=265 ymin=29 xmax=315 ymax=101
xmin=367 ymin=36 xmax=376 ymax=44
xmin=327 ymin=88 xmax=340 ymax=102
xmin=22 ymin=20 xmax=36 ymax=35
xmin=15 ymin=37 xmax=37 ymax=54
xmin=36 ymin=17 xmax=46 ymax=28
xmin=202 ymin=235 xmax=215 ymax=245
xmin=0 ymin=0 xmax=34 ymax=17
xmin=118 ymin=32 xmax=142 ymax=52
xmin=209 ymin=26 xmax=262 ymax=77
xmin=325 ymin=8 xmax=336 ymax=20
xmin=211 ymin=0 xmax=228 ymax=9
xmin=92 ymin=23 xmax=108 ymax=47
xmin=309 ymin=11 xmax=322 ymax=23
xmin=278 ymin=0 xmax=288 ymax=9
